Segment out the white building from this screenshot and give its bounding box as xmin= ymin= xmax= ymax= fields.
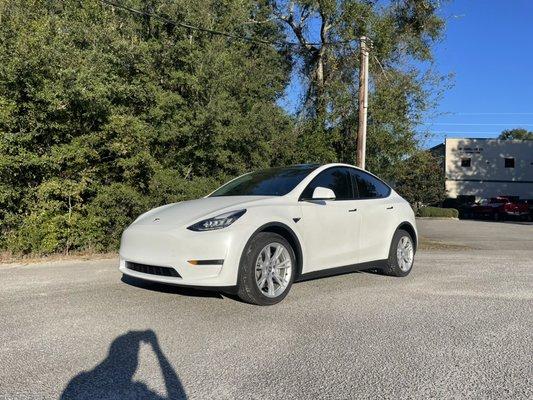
xmin=431 ymin=138 xmax=533 ymax=200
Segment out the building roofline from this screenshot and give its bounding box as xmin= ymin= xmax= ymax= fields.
xmin=428 ymin=143 xmax=445 ymax=151
xmin=445 ymin=137 xmax=532 ymax=142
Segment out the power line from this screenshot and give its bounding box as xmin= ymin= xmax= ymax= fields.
xmin=100 ymin=0 xmax=366 ymax=48
xmin=423 ymin=131 xmax=502 ymax=137
xmin=101 ymin=0 xmax=284 ymax=45
xmin=451 ymin=112 xmax=533 ymax=116
xmin=422 ymin=123 xmax=533 ymax=126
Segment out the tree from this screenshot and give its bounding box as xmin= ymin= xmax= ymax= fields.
xmin=0 ymin=0 xmax=295 ymax=254
xmin=499 ymin=128 xmax=533 ymax=140
xmin=394 ymin=152 xmax=445 ymax=212
xmin=0 ymin=0 xmax=450 ymax=257
xmin=270 ymin=0 xmax=448 ymax=176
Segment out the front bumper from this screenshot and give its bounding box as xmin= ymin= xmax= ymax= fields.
xmin=119 ymin=222 xmax=252 ymax=287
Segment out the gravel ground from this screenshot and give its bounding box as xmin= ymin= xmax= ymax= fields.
xmin=0 ymin=219 xmax=532 ymax=399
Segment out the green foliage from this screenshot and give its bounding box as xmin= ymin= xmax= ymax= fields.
xmin=418 ymin=207 xmax=458 ymax=218
xmin=0 ymin=0 xmax=293 ymax=255
xmin=0 ymin=0 xmax=448 ymax=257
xmin=498 ymin=128 xmax=533 ymax=140
xmin=272 ymin=0 xmax=448 ymax=174
xmin=394 ymin=152 xmax=446 ymax=211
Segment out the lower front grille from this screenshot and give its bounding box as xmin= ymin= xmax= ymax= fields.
xmin=126 ymin=262 xmax=181 ymax=278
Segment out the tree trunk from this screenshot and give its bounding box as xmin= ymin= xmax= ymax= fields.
xmin=314 ymin=12 xmax=330 ymax=121
xmin=314 ymin=49 xmax=326 ymax=119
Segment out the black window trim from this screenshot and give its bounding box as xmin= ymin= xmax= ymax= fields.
xmin=298 ymin=166 xmax=391 ymax=201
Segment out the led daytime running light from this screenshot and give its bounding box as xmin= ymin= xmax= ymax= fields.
xmin=187 ymin=209 xmax=246 ymax=231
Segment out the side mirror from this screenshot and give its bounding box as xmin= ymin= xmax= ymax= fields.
xmin=312 ymin=187 xmax=336 ymax=200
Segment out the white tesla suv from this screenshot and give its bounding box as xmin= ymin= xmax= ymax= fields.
xmin=119 ymin=163 xmax=417 ymax=305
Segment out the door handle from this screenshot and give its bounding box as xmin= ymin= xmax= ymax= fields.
xmin=348 ymin=208 xmax=357 ymax=212
xmin=386 ymin=206 xmax=394 ymax=210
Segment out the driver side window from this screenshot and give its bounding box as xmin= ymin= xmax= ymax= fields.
xmin=300 ymin=167 xmax=353 ymax=200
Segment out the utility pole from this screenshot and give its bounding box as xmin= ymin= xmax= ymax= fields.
xmin=356 ymin=36 xmax=369 ymax=169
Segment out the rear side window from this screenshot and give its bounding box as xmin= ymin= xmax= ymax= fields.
xmin=350 ymin=169 xmax=391 ymax=199
xmin=300 ymin=167 xmax=352 ymax=200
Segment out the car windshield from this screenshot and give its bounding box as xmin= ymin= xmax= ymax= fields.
xmin=210 ymin=165 xmax=319 ymax=197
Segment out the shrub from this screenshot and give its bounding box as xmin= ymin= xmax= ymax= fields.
xmin=6 ymin=212 xmax=68 ymax=255
xmin=417 ymin=206 xmax=458 ymax=218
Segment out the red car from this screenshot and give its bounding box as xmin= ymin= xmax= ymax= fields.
xmin=518 ymin=199 xmax=533 ymax=218
xmin=465 ymin=197 xmax=530 ymax=221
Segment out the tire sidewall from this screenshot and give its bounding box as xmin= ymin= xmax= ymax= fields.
xmin=238 ymin=232 xmax=296 ymax=305
xmin=387 ymin=229 xmax=415 ymax=277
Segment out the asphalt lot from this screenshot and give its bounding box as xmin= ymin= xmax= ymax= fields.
xmin=1 ymin=219 xmax=532 ymax=399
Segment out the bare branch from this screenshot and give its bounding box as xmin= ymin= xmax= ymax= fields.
xmin=288 ymin=0 xmax=295 ymax=18
xmin=373 ymin=55 xmax=390 ymax=82
xmin=318 ymin=8 xmax=331 ymax=48
xmin=300 ymin=5 xmax=311 ymax=24
xmin=270 ymin=0 xmax=316 ymax=51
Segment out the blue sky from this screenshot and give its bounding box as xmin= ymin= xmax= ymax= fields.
xmin=422 ymin=0 xmax=533 ymax=147
xmin=280 ymin=1 xmax=533 ymax=148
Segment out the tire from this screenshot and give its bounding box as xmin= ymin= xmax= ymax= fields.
xmin=380 ymin=229 xmax=415 ymax=277
xmin=237 ymin=232 xmax=296 ymax=306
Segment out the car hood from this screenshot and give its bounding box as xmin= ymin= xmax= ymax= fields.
xmin=132 ymin=196 xmax=276 ymax=227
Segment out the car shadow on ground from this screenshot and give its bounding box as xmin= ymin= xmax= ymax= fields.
xmin=121 ymin=274 xmax=224 ymax=299
xmin=121 ymin=269 xmax=386 ymax=303
xmin=60 ymin=330 xmax=187 ymax=399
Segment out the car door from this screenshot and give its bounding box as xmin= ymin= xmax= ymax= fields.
xmin=349 ymin=168 xmax=395 ymax=263
xmin=298 ymin=167 xmax=361 ymax=272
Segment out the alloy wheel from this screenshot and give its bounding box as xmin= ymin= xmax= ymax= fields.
xmin=255 ymin=242 xmax=292 ymax=298
xmin=396 ymin=236 xmax=414 ymax=272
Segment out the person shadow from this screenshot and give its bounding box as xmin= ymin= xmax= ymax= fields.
xmin=60 ymin=330 xmax=186 ymax=399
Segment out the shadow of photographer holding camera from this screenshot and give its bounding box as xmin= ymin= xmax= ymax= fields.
xmin=61 ymin=329 xmax=186 ymax=399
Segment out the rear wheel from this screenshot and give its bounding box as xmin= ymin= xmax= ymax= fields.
xmin=380 ymin=229 xmax=415 ymax=277
xmin=237 ymin=232 xmax=295 ymax=305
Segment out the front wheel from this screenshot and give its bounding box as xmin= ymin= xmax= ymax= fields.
xmin=380 ymin=229 xmax=415 ymax=277
xmin=237 ymin=232 xmax=295 ymax=305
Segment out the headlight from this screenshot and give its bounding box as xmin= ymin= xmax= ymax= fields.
xmin=187 ymin=209 xmax=247 ymax=231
